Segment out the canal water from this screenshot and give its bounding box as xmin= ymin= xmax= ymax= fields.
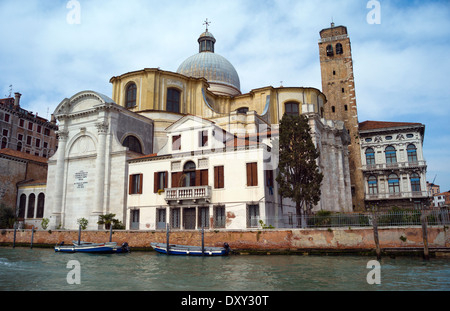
xmin=0 ymin=247 xmax=449 ymax=291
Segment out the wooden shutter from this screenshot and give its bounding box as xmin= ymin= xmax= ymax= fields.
xmin=164 ymin=171 xmax=168 ymax=189
xmin=138 ymin=174 xmax=143 ymax=194
xmin=172 ymin=172 xmax=182 ymax=188
xmin=129 ymin=175 xmax=133 ymax=194
xmin=154 ymin=172 xmax=159 ymax=193
xmin=200 ymin=169 xmax=208 ymax=186
xmin=247 ymin=163 xmax=257 ymax=186
xmin=246 ymin=163 xmax=251 ymax=186
xmin=214 ymin=166 xmax=224 ymax=189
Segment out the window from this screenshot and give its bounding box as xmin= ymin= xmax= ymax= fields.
xmin=170 ymin=208 xmax=181 ymax=229
xmin=129 ymin=174 xmax=143 ymax=194
xmin=26 ymin=136 xmax=32 ymax=145
xmin=332 ymin=106 xmax=335 ymax=113
xmin=18 ymin=194 xmax=26 ymax=219
xmin=385 ymin=146 xmax=397 ymax=164
xmin=172 ymin=135 xmax=181 ymax=151
xmin=183 ymin=161 xmax=196 ymax=187
xmin=411 ymin=173 xmax=421 ymax=192
xmin=126 ymin=83 xmax=137 ymax=108
xmin=199 ymin=130 xmax=208 ymax=147
xmin=157 ymin=208 xmax=167 ymax=229
xmin=198 ymin=206 xmax=209 ymax=229
xmin=19 ymin=119 xmax=24 ymax=127
xmin=388 ymin=174 xmax=400 ymax=193
xmin=27 ymin=193 xmax=36 ymax=218
xmin=154 ymin=171 xmax=168 ymax=193
xmin=344 ymin=105 xmax=348 ymax=111
xmin=214 ymin=166 xmax=224 ymax=189
xmin=365 ymin=148 xmax=375 ymax=165
xmin=365 ymin=138 xmax=372 ymax=142
xmin=406 ymin=134 xmax=414 ymax=138
xmin=28 ymin=122 xmax=33 ymax=130
xmin=385 ymin=136 xmax=393 ymax=140
xmin=407 ymin=144 xmax=418 ymax=163
xmin=16 ymin=142 xmax=22 ymax=152
xmin=247 ymin=204 xmax=260 ymax=228
xmin=36 ymin=193 xmax=45 ymax=218
xmin=2 ymin=129 xmax=8 ymax=136
xmin=167 ymin=88 xmax=180 ymax=113
xmin=4 ymin=113 xmax=10 ymax=122
xmin=36 ymin=139 xmax=40 ymax=148
xmin=265 ymin=170 xmax=274 ymax=195
xmin=326 ymin=44 xmax=334 ymax=56
xmin=236 ymin=107 xmax=249 ymax=114
xmin=1 ymin=137 xmax=6 ymax=149
xmin=246 ymin=162 xmax=258 ymax=186
xmin=285 ymin=102 xmax=299 ymax=115
xmin=131 ymin=209 xmax=140 ymax=230
xmin=37 ymin=125 xmax=42 ymax=134
xmin=336 ymin=43 xmax=343 ymax=54
xmin=43 ymin=142 xmax=48 ymax=148
xmin=123 ymin=135 xmax=142 ymax=154
xmin=368 ymin=176 xmax=378 ymax=194
xmin=44 ymin=128 xmax=50 ymax=136
xmin=214 ymin=205 xmax=226 ymax=228
xmin=18 ymin=134 xmax=23 ymax=141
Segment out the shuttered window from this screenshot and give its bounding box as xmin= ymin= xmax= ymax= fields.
xmin=214 ymin=166 xmax=224 ymax=189
xmin=129 ymin=174 xmax=143 ymax=194
xmin=246 ymin=162 xmax=258 ymax=187
xmin=154 ymin=171 xmax=168 ymax=193
xmin=172 ymin=135 xmax=181 ymax=151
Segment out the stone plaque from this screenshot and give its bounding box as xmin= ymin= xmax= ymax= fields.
xmin=74 ymin=170 xmax=89 ymax=189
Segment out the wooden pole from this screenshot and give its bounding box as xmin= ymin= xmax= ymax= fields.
xmin=13 ymin=228 xmax=16 ymax=248
xmin=30 ymin=226 xmax=35 ymax=249
xmin=78 ymin=225 xmax=81 ymax=246
xmin=372 ymin=212 xmax=381 ymax=260
xmin=201 ymin=226 xmax=205 ymax=256
xmin=166 ymin=223 xmax=170 ymax=255
xmin=109 ymin=225 xmax=113 ymax=242
xmin=421 ymin=210 xmax=430 ymax=260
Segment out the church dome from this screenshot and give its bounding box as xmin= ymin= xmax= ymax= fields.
xmin=177 ymin=29 xmax=241 ymax=96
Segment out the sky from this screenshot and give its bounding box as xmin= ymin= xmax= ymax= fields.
xmin=0 ymin=0 xmax=449 ymax=191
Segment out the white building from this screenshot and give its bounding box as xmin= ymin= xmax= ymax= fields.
xmin=359 ymin=121 xmax=429 ymax=209
xmin=44 ymin=91 xmax=154 ymax=230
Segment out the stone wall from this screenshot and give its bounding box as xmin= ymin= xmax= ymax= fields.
xmin=1 ymin=227 xmax=449 ymax=253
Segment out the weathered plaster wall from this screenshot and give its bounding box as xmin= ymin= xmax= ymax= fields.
xmin=1 ymin=227 xmax=448 ymax=251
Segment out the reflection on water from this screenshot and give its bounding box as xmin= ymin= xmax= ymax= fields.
xmin=0 ymin=248 xmax=449 ymax=291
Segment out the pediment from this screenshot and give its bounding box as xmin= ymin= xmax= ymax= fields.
xmin=54 ymin=91 xmax=116 ymax=116
xmin=165 ymin=115 xmax=216 ymax=133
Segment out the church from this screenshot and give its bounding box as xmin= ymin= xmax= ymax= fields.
xmin=38 ymin=22 xmax=356 ymax=230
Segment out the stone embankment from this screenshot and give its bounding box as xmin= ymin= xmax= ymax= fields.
xmin=1 ymin=226 xmax=449 ymax=256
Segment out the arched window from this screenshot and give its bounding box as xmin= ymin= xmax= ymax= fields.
xmin=236 ymin=107 xmax=249 ymax=114
xmin=1 ymin=137 xmax=7 ymax=149
xmin=18 ymin=194 xmax=26 ymax=219
xmin=385 ymin=146 xmax=397 ymax=164
xmin=365 ymin=148 xmax=375 ymax=165
xmin=16 ymin=141 xmax=22 ymax=152
xmin=27 ymin=193 xmax=36 ymax=218
xmin=336 ymin=43 xmax=343 ymax=55
xmin=388 ymin=174 xmax=400 ymax=193
xmin=36 ymin=193 xmax=45 ymax=218
xmin=410 ymin=173 xmax=421 ymax=192
xmin=407 ymin=144 xmax=418 ymax=163
xmin=368 ymin=175 xmax=378 ymax=194
xmin=326 ymin=44 xmax=334 ymax=56
xmin=122 ymin=135 xmax=142 ymax=154
xmin=284 ymin=102 xmax=299 ymax=115
xmin=167 ymin=88 xmax=181 ymax=113
xmin=125 ymin=83 xmax=137 ymax=108
xmin=183 ymin=161 xmax=196 ymax=187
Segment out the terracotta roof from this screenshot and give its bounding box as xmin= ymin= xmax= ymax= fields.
xmin=359 ymin=121 xmax=423 ymax=131
xmin=0 ymin=148 xmax=48 ymax=164
xmin=129 ymin=153 xmax=158 ymax=161
xmin=18 ymin=179 xmax=47 ymax=187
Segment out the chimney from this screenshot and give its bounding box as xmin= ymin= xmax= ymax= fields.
xmin=51 ymin=114 xmax=56 ymax=124
xmin=14 ymin=92 xmax=22 ymax=108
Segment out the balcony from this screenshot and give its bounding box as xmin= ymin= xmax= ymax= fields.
xmin=362 ymin=160 xmax=426 ymax=172
xmin=165 ymin=186 xmax=212 ymax=203
xmin=365 ymin=191 xmax=429 ymax=201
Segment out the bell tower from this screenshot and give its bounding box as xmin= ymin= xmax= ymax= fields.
xmin=319 ymin=23 xmax=364 ymax=210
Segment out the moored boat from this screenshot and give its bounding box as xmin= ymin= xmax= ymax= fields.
xmin=150 ymin=242 xmax=231 ymax=256
xmin=55 ymin=241 xmax=130 ymax=254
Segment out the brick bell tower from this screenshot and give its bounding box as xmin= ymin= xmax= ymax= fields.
xmin=318 ymin=23 xmax=364 ymax=211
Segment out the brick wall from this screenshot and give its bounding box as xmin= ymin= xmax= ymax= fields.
xmin=1 ymin=227 xmax=448 ymax=251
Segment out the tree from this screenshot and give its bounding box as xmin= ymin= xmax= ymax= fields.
xmin=97 ymin=213 xmax=125 ymax=230
xmin=275 ymin=114 xmax=323 ymax=227
xmin=0 ymin=203 xmax=16 ymax=229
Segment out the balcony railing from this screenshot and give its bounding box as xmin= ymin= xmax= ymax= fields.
xmin=365 ymin=191 xmax=429 ymax=201
xmin=165 ymin=186 xmax=212 ymax=203
xmin=362 ymin=160 xmax=426 ymax=171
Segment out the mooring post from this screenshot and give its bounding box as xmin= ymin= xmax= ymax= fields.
xmin=201 ymin=225 xmax=205 ymax=256
xmin=30 ymin=226 xmax=35 ymax=249
xmin=109 ymin=225 xmax=113 ymax=242
xmin=166 ymin=223 xmax=170 ymax=256
xmin=78 ymin=225 xmax=81 ymax=246
xmin=372 ymin=211 xmax=381 ymax=260
xmin=13 ymin=227 xmax=16 ymax=248
xmin=421 ymin=209 xmax=430 ymax=260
